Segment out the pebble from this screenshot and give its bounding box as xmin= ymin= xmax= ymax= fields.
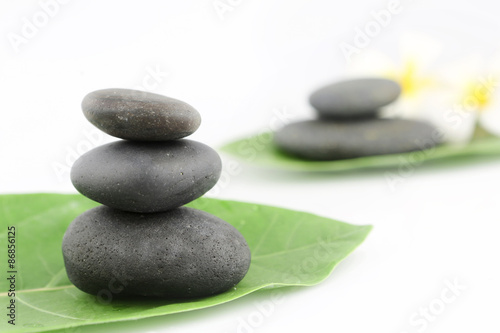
xmin=274 ymin=119 xmax=441 ymax=160
xmin=62 ymin=206 xmax=251 ymax=298
xmin=82 ymin=88 xmax=201 ymax=141
xmin=71 ymin=140 xmax=221 ymax=213
xmin=309 ymin=78 xmax=401 ymax=118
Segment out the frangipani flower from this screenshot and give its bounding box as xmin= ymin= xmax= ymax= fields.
xmin=429 ymin=54 xmax=500 ymax=144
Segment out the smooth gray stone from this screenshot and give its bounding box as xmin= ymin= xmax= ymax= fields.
xmin=309 ymin=78 xmax=401 ymax=118
xmin=62 ymin=206 xmax=251 ymax=298
xmin=71 ymin=140 xmax=221 ymax=212
xmin=82 ymin=89 xmax=201 ymax=141
xmin=274 ymin=119 xmax=442 ymax=160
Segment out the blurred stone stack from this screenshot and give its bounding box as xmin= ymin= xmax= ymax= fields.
xmin=62 ymin=89 xmax=250 ymax=299
xmin=274 ymin=78 xmax=441 ymax=160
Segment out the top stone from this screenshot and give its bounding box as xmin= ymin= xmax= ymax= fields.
xmin=309 ymin=78 xmax=401 ymax=119
xmin=82 ymin=89 xmax=201 ymax=141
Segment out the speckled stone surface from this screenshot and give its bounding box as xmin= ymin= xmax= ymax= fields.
xmin=71 ymin=140 xmax=221 ymax=213
xmin=309 ymin=78 xmax=401 ymax=119
xmin=274 ymin=119 xmax=442 ymax=160
xmin=62 ymin=206 xmax=251 ymax=298
xmin=82 ymin=89 xmax=201 ymax=141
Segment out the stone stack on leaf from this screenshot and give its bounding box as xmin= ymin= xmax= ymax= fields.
xmin=62 ymin=89 xmax=251 ymax=299
xmin=274 ymin=78 xmax=442 ymax=160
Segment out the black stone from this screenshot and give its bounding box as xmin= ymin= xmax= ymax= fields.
xmin=71 ymin=140 xmax=221 ymax=213
xmin=274 ymin=119 xmax=442 ymax=160
xmin=62 ymin=206 xmax=251 ymax=298
xmin=309 ymin=78 xmax=401 ymax=118
xmin=82 ymin=88 xmax=201 ymax=141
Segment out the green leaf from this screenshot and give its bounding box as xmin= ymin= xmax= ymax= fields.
xmin=220 ymin=132 xmax=500 ymax=172
xmin=0 ymin=193 xmax=371 ymax=332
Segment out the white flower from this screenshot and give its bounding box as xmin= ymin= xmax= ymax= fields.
xmin=430 ymin=54 xmax=500 ymax=143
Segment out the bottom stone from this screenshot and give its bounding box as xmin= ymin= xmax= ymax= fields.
xmin=62 ymin=206 xmax=251 ymax=298
xmin=274 ymin=118 xmax=442 ymax=160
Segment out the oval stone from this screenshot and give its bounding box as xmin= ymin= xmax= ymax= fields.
xmin=71 ymin=140 xmax=221 ymax=212
xmin=82 ymin=89 xmax=201 ymax=141
xmin=309 ymin=78 xmax=401 ymax=118
xmin=62 ymin=206 xmax=251 ymax=298
xmin=274 ymin=119 xmax=442 ymax=160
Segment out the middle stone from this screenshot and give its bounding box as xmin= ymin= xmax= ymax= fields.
xmin=71 ymin=140 xmax=222 ymax=213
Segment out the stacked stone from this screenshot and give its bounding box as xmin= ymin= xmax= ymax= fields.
xmin=274 ymin=78 xmax=442 ymax=160
xmin=62 ymin=89 xmax=251 ymax=299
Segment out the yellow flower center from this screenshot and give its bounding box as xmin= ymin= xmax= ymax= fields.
xmin=400 ymin=61 xmax=418 ymax=95
xmin=388 ymin=60 xmax=434 ymax=97
xmin=463 ymin=79 xmax=497 ymax=112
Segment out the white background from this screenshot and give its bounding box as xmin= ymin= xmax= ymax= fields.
xmin=1 ymin=0 xmax=500 ymax=332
